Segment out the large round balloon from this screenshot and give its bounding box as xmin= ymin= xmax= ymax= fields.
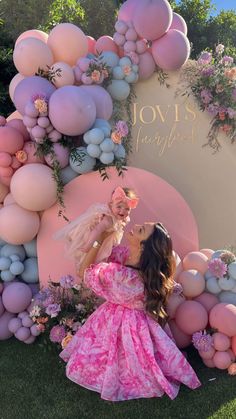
xmin=178 ymin=269 xmax=205 ymax=298
xmin=175 ymin=301 xmax=208 ymax=335
xmin=118 ymin=0 xmax=137 ymax=22
xmin=9 ymin=73 xmax=25 ymax=102
xmin=209 ymin=303 xmax=236 ymax=337
xmin=50 ymin=62 xmax=75 ymax=88
xmin=152 ymin=29 xmax=190 ymax=71
xmin=13 ymin=76 xmax=56 ymax=115
xmin=10 ymin=164 xmax=57 ymax=211
xmin=2 ymin=282 xmax=32 ymax=313
xmin=7 ymin=119 xmax=30 ymax=141
xmin=0 ymin=311 xmax=15 ymax=340
xmin=47 ymin=23 xmax=88 ymax=66
xmin=138 ymin=51 xmax=156 ymax=80
xmin=13 ymin=37 xmax=54 ymax=76
xmin=0 ymin=126 xmax=24 ymax=154
xmin=80 ymin=85 xmax=113 ymax=120
xmin=0 ymin=204 xmax=40 ymax=244
xmin=95 ymin=36 xmax=118 ymax=54
xmin=133 ymin=0 xmax=172 ymax=41
xmin=183 ymin=251 xmax=208 ymax=275
xmin=170 ymin=12 xmax=188 ymax=35
xmin=49 ymin=86 xmax=96 ymax=136
xmin=15 ymin=29 xmax=48 ymax=45
xmin=194 ymin=292 xmax=219 ymax=313
xmin=168 ymin=319 xmax=192 ymax=349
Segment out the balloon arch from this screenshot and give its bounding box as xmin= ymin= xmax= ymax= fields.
xmin=0 ymin=0 xmax=236 ymax=374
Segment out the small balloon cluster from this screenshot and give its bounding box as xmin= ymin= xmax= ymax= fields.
xmin=113 ymin=19 xmax=148 ymax=64
xmin=74 ymin=55 xmax=111 ymax=85
xmin=0 ymin=241 xmax=38 ymax=283
xmin=0 ymin=281 xmax=39 ymax=343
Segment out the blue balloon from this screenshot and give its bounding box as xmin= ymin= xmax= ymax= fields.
xmin=107 ymin=80 xmax=130 ymax=101
xmin=100 ymin=51 xmax=119 ymax=68
xmin=1 ymin=269 xmax=15 ymax=282
xmin=10 ymin=261 xmax=25 ymax=275
xmin=125 ymin=72 xmax=139 ymax=84
xmin=21 ymin=257 xmax=39 ymax=283
xmin=70 ymin=147 xmax=96 ymax=174
xmin=10 ymin=254 xmax=20 ymax=262
xmin=0 ymin=244 xmax=26 ymax=261
xmin=23 ymin=239 xmax=37 ymax=258
xmin=60 ymin=166 xmax=78 ymax=185
xmin=114 ymin=144 xmax=126 ymax=159
xmin=87 ymin=144 xmax=101 ymax=158
xmin=132 ymin=64 xmax=139 ymax=73
xmin=87 ymin=128 xmax=104 ymax=145
xmin=100 ymin=138 xmax=115 ymax=152
xmin=119 ymin=57 xmax=132 ymax=67
xmin=0 ymin=257 xmax=11 ymax=270
xmin=100 ymin=152 xmax=114 ymax=164
xmin=112 ymin=66 xmax=125 ymax=80
xmin=93 ymin=119 xmax=111 ymax=137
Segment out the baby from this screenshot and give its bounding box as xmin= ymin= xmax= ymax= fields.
xmin=54 ymin=186 xmax=139 ymax=270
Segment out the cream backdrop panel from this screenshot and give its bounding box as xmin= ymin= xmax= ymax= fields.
xmin=129 ymin=70 xmax=236 ymax=249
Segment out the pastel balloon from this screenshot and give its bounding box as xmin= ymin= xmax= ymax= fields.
xmin=0 ymin=182 xmax=9 ymax=203
xmin=152 ymin=30 xmax=190 ymax=71
xmin=200 ymin=248 xmax=214 ymax=259
xmin=0 ymin=204 xmax=40 ymax=244
xmin=49 ymin=86 xmax=96 ymax=136
xmin=100 ymin=51 xmax=119 ymax=68
xmin=227 ymin=349 xmax=235 ymax=362
xmin=44 ymin=143 xmax=69 ymax=169
xmin=21 ymin=257 xmax=39 ymax=283
xmin=175 ymin=301 xmax=208 ymax=335
xmin=136 ymin=40 xmax=147 ymax=54
xmin=133 ymin=0 xmax=172 ymax=41
xmin=0 ymin=296 xmax=4 ymax=317
xmin=60 ymin=166 xmax=78 ymax=185
xmin=87 ymin=36 xmax=96 ymax=54
xmin=113 ymin=32 xmax=126 ymax=47
xmin=77 ymin=57 xmax=90 ymax=72
xmin=7 ymin=118 xmax=30 ymax=141
xmin=115 ymin=20 xmax=129 ymax=35
xmin=107 ymin=79 xmax=130 ymax=101
xmin=47 ymin=23 xmax=88 ymax=66
xmin=22 ymin=315 xmax=34 ymax=328
xmin=24 ymin=334 xmax=36 ymax=344
xmin=183 ymin=251 xmax=208 ymax=275
xmin=6 ymin=111 xmax=23 ymax=122
xmin=80 ymin=85 xmax=113 ymax=120
xmin=178 ymin=270 xmax=205 ymax=298
xmin=30 ymin=324 xmax=41 ymax=336
xmin=203 ymin=358 xmax=215 ymax=368
xmin=218 ymin=277 xmax=235 ymax=291
xmin=168 ymin=319 xmax=192 ymax=348
xmin=0 ymin=126 xmax=24 ymax=154
xmin=18 ymin=311 xmax=29 ymax=319
xmin=50 ymin=62 xmax=75 ymax=88
xmin=118 ymin=0 xmax=139 ymax=22
xmin=167 ymin=293 xmax=185 ymax=319
xmin=213 ymin=351 xmax=231 ymax=370
xmin=95 ymin=36 xmax=118 ymax=54
xmin=0 ymin=270 xmax=15 ymax=282
xmin=170 ymin=12 xmax=188 ymax=35
xmin=2 ymin=282 xmax=32 ymax=313
xmin=13 ymin=37 xmax=53 ymax=76
xmin=212 ymin=332 xmax=230 ymax=351
xmin=209 ymin=303 xmax=236 ymax=337
xmin=218 ymin=291 xmax=236 ymax=305
xmin=194 ymin=292 xmax=219 ymax=313
xmin=0 ymin=257 xmax=11 ymax=270
xmin=11 ymin=164 xmax=57 ymax=211
xmin=10 ymin=261 xmax=24 ymax=275
xmin=15 ymin=29 xmax=48 ymax=45
xmin=198 ymin=347 xmax=215 ymax=360
xmin=138 ymin=51 xmax=156 ymax=80
xmin=100 ymin=152 xmax=114 ymax=165
xmin=0 ymin=311 xmax=15 ymax=340
xmin=228 ymin=262 xmax=236 ymax=279
xmin=23 ymin=239 xmax=37 ymax=258
xmin=13 ymin=76 xmax=56 ymax=115
xmin=69 ymin=147 xmax=96 ymax=174
xmin=232 ymin=336 xmax=236 ymax=356
xmin=22 ymin=141 xmax=45 ymax=164
xmin=15 ymin=326 xmax=31 ymax=342
xmin=8 ymin=317 xmax=22 ymax=333
xmin=206 ymin=277 xmax=221 ymax=294
xmin=1 ymin=244 xmax=26 ymax=261
xmin=9 ymin=73 xmax=25 ymax=102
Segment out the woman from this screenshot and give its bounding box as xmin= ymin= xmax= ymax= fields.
xmin=60 ymin=222 xmax=201 ymax=401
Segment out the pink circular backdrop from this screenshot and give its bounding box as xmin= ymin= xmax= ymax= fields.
xmin=37 ymin=166 xmax=199 ymax=286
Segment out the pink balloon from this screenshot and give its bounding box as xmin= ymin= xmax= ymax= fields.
xmin=50 ymin=62 xmax=75 ymax=88
xmin=168 ymin=319 xmax=192 ymax=349
xmin=227 ymin=349 xmax=235 ymax=362
xmin=24 ymin=334 xmax=36 ymax=344
xmin=136 ymin=39 xmax=147 ymax=54
xmin=175 ymin=301 xmax=208 ymax=335
xmin=11 ymin=164 xmax=57 ymax=211
xmin=13 ymin=38 xmax=54 ymax=77
xmin=7 ymin=119 xmax=30 ymax=141
xmin=86 ymin=36 xmax=96 ymax=54
xmin=0 ymin=296 xmax=4 ymax=317
xmin=213 ymin=332 xmax=230 ymax=351
xmin=118 ymin=0 xmax=138 ymax=22
xmin=8 ymin=317 xmax=22 ymax=333
xmin=0 ymin=283 xmax=3 ymax=294
xmin=44 ymin=143 xmax=69 ymax=169
xmin=15 ymin=326 xmax=31 ymax=342
xmin=95 ymin=36 xmax=118 ymax=54
xmin=199 ymin=347 xmax=216 ymax=360
xmin=0 ymin=126 xmax=24 ymax=154
xmin=183 ymin=251 xmax=208 ymax=275
xmin=15 ymin=29 xmax=48 ymax=45
xmin=167 ymin=293 xmax=185 ymax=319
xmin=0 ymin=116 xmax=6 ymax=126
xmin=152 ymin=29 xmax=190 ymax=71
xmin=9 ymin=73 xmax=25 ymax=102
xmin=213 ymin=351 xmax=231 ymax=370
xmin=0 ymin=166 xmax=13 ymax=177
xmin=49 ymin=86 xmax=96 ymax=136
xmin=77 ymin=57 xmax=91 ymax=72
xmin=47 ymin=23 xmax=88 ymax=66
xmin=0 ymin=152 xmax=12 ymax=167
xmin=203 ymin=358 xmax=215 ymax=368
xmin=80 ymin=85 xmax=113 ymax=120
xmin=2 ymin=282 xmax=32 ymax=313
xmin=199 ymin=248 xmax=214 ymax=259
xmin=22 ymin=315 xmax=34 ymax=328
xmin=0 ymin=204 xmax=40 ymax=244
xmin=0 ymin=182 xmax=9 ymax=203
xmin=18 ymin=311 xmax=29 ymax=319
xmin=170 ymin=12 xmax=188 ymax=35
xmin=194 ymin=292 xmax=219 ymax=313
xmin=133 ymin=0 xmax=172 ymax=41
xmin=113 ymin=32 xmax=126 ymax=47
xmin=6 ymin=111 xmax=23 ymax=122
xmin=30 ymin=324 xmax=41 ymax=337
xmin=22 ymin=141 xmax=45 ymax=164
xmin=13 ymin=76 xmax=56 ymax=116
xmin=11 ymin=156 xmax=21 ymax=170
xmin=2 ymin=192 xmax=15 ymax=206
xmin=232 ymin=336 xmax=236 ymax=356
xmin=138 ymin=51 xmax=156 ymax=80
xmin=0 ymin=311 xmax=15 ymax=340
xmin=209 ymin=303 xmax=236 ymax=337
xmin=178 ymin=270 xmax=205 ymax=298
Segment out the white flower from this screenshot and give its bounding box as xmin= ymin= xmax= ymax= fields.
xmin=75 ymin=303 xmax=85 ymax=312
xmin=29 ymin=305 xmax=41 ymax=317
xmin=73 ymin=284 xmax=82 ymax=291
xmin=216 ymin=44 xmax=224 ymax=54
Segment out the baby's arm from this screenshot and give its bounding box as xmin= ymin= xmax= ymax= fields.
xmin=82 ymin=215 xmax=113 ymax=251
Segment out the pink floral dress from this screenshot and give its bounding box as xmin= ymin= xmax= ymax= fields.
xmin=60 ymin=246 xmax=201 ymax=401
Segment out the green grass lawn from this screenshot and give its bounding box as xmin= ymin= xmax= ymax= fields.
xmin=0 ymin=338 xmax=236 ymax=419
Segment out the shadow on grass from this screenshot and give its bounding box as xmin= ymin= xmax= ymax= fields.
xmin=0 ymin=338 xmax=236 ymax=419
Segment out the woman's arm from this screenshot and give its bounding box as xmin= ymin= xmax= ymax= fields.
xmin=78 ymin=231 xmax=112 ymax=278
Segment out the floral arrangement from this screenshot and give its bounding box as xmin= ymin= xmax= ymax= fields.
xmin=192 ymin=330 xmax=214 ymax=352
xmin=180 ymin=44 xmax=236 ymax=151
xmin=208 ymin=250 xmax=236 ymax=279
xmin=29 ymin=276 xmax=97 ymax=350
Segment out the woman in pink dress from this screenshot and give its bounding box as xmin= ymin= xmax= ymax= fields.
xmin=60 ymin=222 xmax=201 ymax=401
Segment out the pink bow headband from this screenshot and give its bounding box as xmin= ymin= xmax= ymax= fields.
xmin=112 ymin=187 xmax=139 ymax=209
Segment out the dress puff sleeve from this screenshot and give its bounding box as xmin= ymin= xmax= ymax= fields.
xmin=108 ymin=245 xmax=129 ymax=265
xmin=84 ymin=262 xmax=145 ymax=310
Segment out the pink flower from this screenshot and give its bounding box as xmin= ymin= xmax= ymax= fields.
xmin=59 ymin=275 xmax=75 ymax=289
xmin=208 ymin=258 xmax=227 ymax=278
xmin=172 ymin=282 xmax=183 ymax=295
xmin=50 ymin=325 xmax=66 ymax=343
xmin=45 ymin=303 xmax=61 ymax=318
xmin=200 ymin=88 xmax=212 ymax=105
xmin=198 ymin=51 xmax=212 ymax=66
xmin=111 ymin=131 xmax=122 ymax=144
xmin=228 ymin=363 xmax=236 ymax=375
xmin=123 ymin=65 xmax=132 ymax=76
xmin=115 ymin=120 xmax=129 ymax=137
xmin=91 ymin=70 xmax=101 ymax=83
xmin=192 ymin=331 xmax=213 ymax=352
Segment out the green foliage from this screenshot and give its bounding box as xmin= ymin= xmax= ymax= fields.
xmin=41 ymin=0 xmax=85 ymax=32
xmin=80 ymin=0 xmax=118 ymax=39
xmin=0 ymin=47 xmax=15 ymax=116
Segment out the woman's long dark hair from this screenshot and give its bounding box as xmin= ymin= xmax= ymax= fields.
xmin=139 ymin=223 xmax=175 ymax=326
